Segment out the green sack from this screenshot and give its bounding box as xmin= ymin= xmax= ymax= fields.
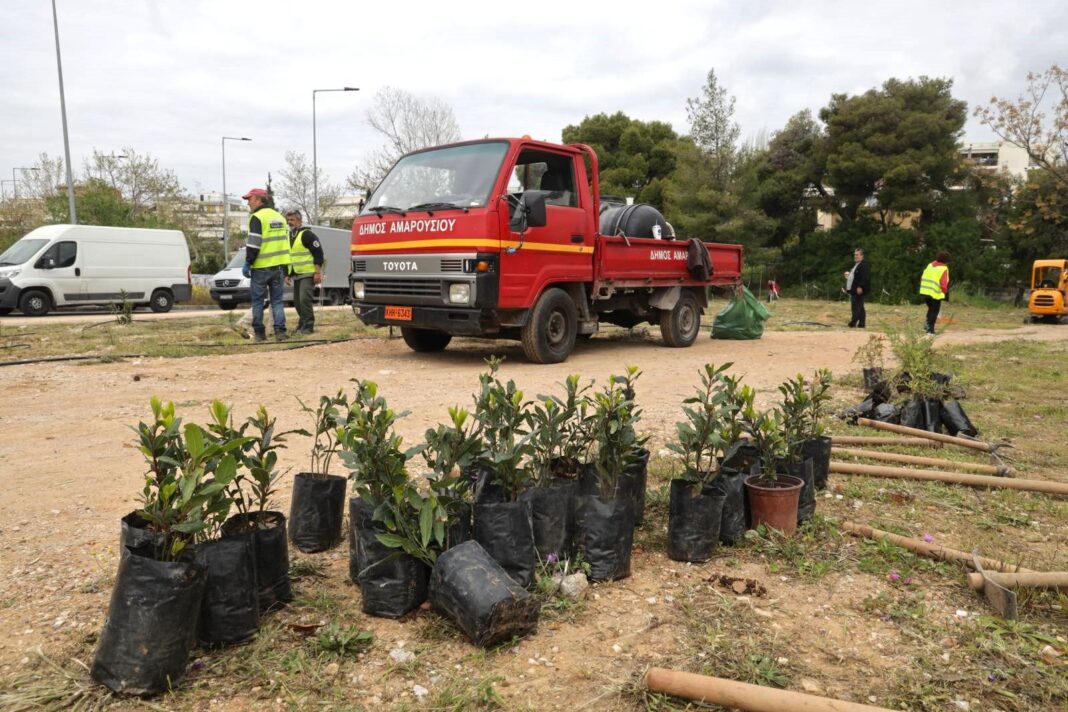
xmin=711 ymin=287 xmax=770 ymax=340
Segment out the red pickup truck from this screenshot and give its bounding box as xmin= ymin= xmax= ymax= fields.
xmin=350 ymin=137 xmax=742 ymax=363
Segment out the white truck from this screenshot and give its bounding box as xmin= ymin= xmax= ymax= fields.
xmin=0 ymin=224 xmax=192 ymax=316
xmin=209 ymin=225 xmax=352 ymax=309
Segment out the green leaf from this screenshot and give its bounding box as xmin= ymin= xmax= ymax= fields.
xmin=419 ymin=500 xmax=433 ymax=548
xmin=375 ymin=532 xmax=407 ymax=550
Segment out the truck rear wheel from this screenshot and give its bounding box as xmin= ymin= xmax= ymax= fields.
xmin=149 ymin=289 xmax=174 ymax=313
xmin=522 ymin=288 xmax=577 ymax=364
xmin=660 ymin=290 xmax=701 ymax=347
xmin=401 ymin=327 xmax=452 ymax=353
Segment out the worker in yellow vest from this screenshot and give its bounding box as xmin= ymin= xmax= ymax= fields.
xmin=242 ymin=188 xmax=291 ymax=342
xmin=918 ymin=251 xmax=950 ymax=335
xmin=285 ymin=210 xmax=324 ymax=335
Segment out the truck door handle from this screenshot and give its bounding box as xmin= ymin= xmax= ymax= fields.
xmin=75 ymin=268 xmax=81 ymax=276
xmin=570 ymin=235 xmax=584 ymax=244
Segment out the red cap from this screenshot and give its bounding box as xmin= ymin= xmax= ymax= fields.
xmin=242 ymin=188 xmax=268 ymax=199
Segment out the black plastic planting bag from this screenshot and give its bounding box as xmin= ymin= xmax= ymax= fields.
xmin=356 ymin=526 xmax=429 ymax=618
xmin=429 ymin=540 xmax=541 ymax=647
xmin=573 ymin=495 xmax=634 ymax=582
xmin=721 ymin=441 xmax=760 ymax=474
xmin=900 ymin=396 xmax=924 ymax=429
xmin=711 ymin=286 xmax=770 ymax=340
xmin=941 ymin=400 xmax=978 ymax=437
xmin=288 ymin=473 xmax=347 ymax=553
xmin=667 ymin=480 xmax=725 ymax=563
xmin=348 ymin=497 xmax=374 ymax=582
xmin=222 ymin=511 xmax=292 ymax=612
xmin=845 ymin=396 xmax=876 ymax=420
xmin=862 ymin=368 xmax=885 ymax=392
xmin=783 ymin=459 xmax=816 ymax=524
xmin=474 ymin=500 xmax=535 ymax=588
xmin=872 ymin=402 xmax=900 ymax=423
xmin=618 ymin=448 xmax=650 ymax=527
xmin=922 ymin=398 xmax=943 ymax=434
xmin=91 ymin=546 xmax=205 ymax=696
xmin=445 ymin=502 xmax=473 ymax=551
xmin=522 ymin=482 xmax=576 ymax=561
xmin=194 ymin=535 xmax=259 ymax=646
xmin=119 ymin=511 xmax=164 ymax=553
xmin=577 ymin=462 xmax=599 ymax=496
xmin=708 ymin=468 xmax=749 ymax=545
xmin=800 ymin=437 xmax=832 ymax=491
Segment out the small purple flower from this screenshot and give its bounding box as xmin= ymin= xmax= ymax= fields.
xmin=922 ymin=533 xmax=935 ymax=543
xmin=888 ymin=570 xmax=901 ymax=582
xmin=546 ymin=553 xmax=559 ymax=565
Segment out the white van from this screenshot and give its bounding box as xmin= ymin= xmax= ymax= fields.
xmin=0 ymin=224 xmax=191 ymax=316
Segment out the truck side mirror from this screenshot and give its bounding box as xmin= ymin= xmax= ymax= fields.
xmin=509 ymin=191 xmax=547 ymax=233
xmin=37 ymin=257 xmax=55 ymax=270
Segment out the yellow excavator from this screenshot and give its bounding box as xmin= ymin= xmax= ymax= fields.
xmin=1027 ymin=259 xmax=1068 ymax=323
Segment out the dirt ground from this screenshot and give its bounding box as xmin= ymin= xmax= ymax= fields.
xmin=1 ymin=323 xmax=1065 ymax=709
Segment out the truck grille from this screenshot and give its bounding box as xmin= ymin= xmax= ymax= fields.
xmin=364 ymin=278 xmax=443 ymax=299
xmin=1033 ymin=294 xmax=1055 ymax=307
xmin=440 ymin=258 xmax=463 ymax=272
xmin=354 ymin=260 xmax=367 ymax=272
xmin=215 ymin=279 xmax=240 ymax=288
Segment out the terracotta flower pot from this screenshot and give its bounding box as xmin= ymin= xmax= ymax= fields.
xmin=744 ymin=474 xmax=803 ymax=535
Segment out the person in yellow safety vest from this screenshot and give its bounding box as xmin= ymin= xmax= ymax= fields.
xmin=242 ymin=188 xmax=291 ymax=342
xmin=918 ymin=251 xmax=950 ymax=335
xmin=285 ymin=210 xmax=324 ymax=335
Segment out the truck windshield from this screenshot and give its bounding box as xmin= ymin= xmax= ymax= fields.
xmin=1034 ymin=266 xmax=1063 ymax=289
xmin=0 ymin=238 xmax=48 ymax=266
xmin=362 ymin=142 xmax=508 ymax=214
xmin=225 ymin=248 xmax=247 ymax=269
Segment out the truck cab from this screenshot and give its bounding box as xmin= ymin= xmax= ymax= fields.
xmin=1028 ymin=259 xmax=1068 ymax=322
xmin=350 ymin=138 xmax=741 ymax=362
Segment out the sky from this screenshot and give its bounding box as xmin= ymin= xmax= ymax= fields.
xmin=2 ymin=0 xmax=1065 ymax=200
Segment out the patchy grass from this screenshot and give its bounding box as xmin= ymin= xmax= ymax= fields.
xmin=0 ymin=307 xmax=375 ymax=362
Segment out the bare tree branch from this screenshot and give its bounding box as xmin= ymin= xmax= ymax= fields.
xmin=355 ymin=87 xmax=462 ymax=190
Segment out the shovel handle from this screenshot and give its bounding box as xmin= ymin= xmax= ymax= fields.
xmin=967 ymin=572 xmax=1068 ymax=590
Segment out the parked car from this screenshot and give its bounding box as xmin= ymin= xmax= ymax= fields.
xmin=0 ymin=224 xmax=191 ymax=316
xmin=210 ymin=225 xmax=352 ymax=309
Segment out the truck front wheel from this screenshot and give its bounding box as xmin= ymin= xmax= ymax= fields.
xmin=660 ymin=290 xmax=701 ymax=347
xmin=19 ymin=290 xmax=52 ymax=317
xmin=401 ymin=327 xmax=452 ymax=353
xmin=522 ymin=288 xmax=577 ymax=364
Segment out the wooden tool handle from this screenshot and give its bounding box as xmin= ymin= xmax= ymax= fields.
xmin=645 ymin=667 xmax=894 ymax=712
xmin=967 ymin=572 xmax=1068 ymax=590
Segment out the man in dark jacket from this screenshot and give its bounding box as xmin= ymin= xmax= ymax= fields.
xmin=844 ymin=248 xmax=870 ymax=328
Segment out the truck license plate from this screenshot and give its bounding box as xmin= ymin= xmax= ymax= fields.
xmin=385 ymin=306 xmax=412 ymax=321
xmin=219 ymin=294 xmax=232 ymax=300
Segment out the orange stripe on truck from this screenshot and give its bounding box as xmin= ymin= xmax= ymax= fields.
xmin=351 ymin=238 xmax=592 ymax=254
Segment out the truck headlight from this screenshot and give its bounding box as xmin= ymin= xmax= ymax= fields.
xmin=352 ymin=281 xmax=365 ymax=300
xmin=449 ymin=283 xmax=471 ymax=304
xmin=0 ymin=269 xmax=19 ymax=279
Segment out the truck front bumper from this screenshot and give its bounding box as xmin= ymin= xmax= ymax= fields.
xmin=211 ymin=288 xmax=251 ymax=306
xmin=0 ymin=278 xmax=20 ymax=310
xmin=355 ymin=303 xmax=491 ymax=336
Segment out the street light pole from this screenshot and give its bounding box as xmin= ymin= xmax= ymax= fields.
xmin=312 ymin=86 xmax=358 ymax=225
xmin=50 ymin=0 xmax=77 ymax=224
xmin=221 ymin=136 xmax=251 ymax=260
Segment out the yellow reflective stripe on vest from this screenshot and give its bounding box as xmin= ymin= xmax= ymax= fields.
xmin=290 ymin=228 xmax=315 ymax=275
xmin=250 ymin=208 xmax=292 ymax=269
xmin=919 ymin=264 xmax=948 ymax=299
